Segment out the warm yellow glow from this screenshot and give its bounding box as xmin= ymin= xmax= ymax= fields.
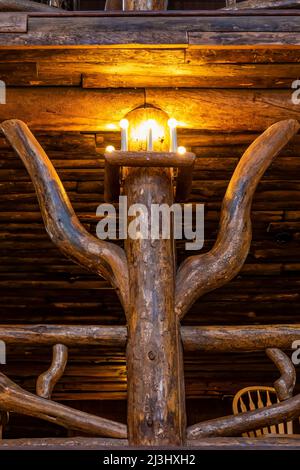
xmin=106 ymin=123 xmax=118 ymax=130
xmin=120 ymin=118 xmax=129 ymax=130
xmin=168 ymin=118 xmax=178 ymax=129
xmin=123 ymin=106 xmax=171 ymax=152
xmin=177 ymin=146 xmax=186 ymax=155
xmin=147 ymin=119 xmax=156 ymax=128
xmin=106 ymin=145 xmax=115 ymax=153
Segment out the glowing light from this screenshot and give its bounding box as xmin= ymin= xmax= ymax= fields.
xmin=177 ymin=146 xmax=186 ymax=155
xmin=120 ymin=119 xmax=129 ymax=129
xmin=120 ymin=119 xmax=129 ymax=151
xmin=147 ymin=119 xmax=156 ymax=151
xmin=147 ymin=119 xmax=156 ymax=128
xmin=168 ymin=118 xmax=178 ymax=152
xmin=168 ymin=118 xmax=177 ymax=129
xmin=106 ymin=123 xmax=118 ymax=130
xmin=106 ymin=145 xmax=115 ymax=153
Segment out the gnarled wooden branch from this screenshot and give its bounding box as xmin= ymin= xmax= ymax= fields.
xmin=36 ymin=344 xmax=68 ymax=400
xmin=0 ymin=0 xmax=62 ymax=11
xmin=175 ymin=119 xmax=299 ymax=319
xmin=267 ymin=348 xmax=296 ymax=401
xmin=223 ymin=0 xmax=300 ymax=9
xmin=187 ymin=393 xmax=300 ymax=438
xmin=188 ymin=348 xmax=297 ymax=438
xmin=0 ymin=372 xmax=127 ymax=438
xmin=0 ymin=120 xmax=129 ymax=311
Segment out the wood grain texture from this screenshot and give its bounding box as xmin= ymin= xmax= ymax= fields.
xmin=124 ymin=167 xmax=186 ymax=446
xmin=0 ymin=372 xmax=127 ymax=438
xmin=105 ymin=151 xmax=195 ymax=167
xmin=175 ymin=119 xmax=300 ymax=319
xmin=189 ymin=32 xmax=300 ymax=46
xmin=0 ymin=120 xmax=129 ymax=309
xmin=36 ymin=344 xmax=68 ymax=399
xmin=181 ymin=325 xmax=300 ymax=353
xmin=82 ymin=63 xmax=300 ymax=89
xmin=266 ymin=348 xmax=296 ymax=400
xmin=2 ymin=324 xmax=300 ymax=351
xmin=0 ymin=88 xmax=144 ymax=132
xmin=1 ymin=14 xmax=300 ymax=46
xmin=0 ymin=13 xmax=27 ymax=32
xmin=1 ymin=88 xmax=300 ymax=132
xmin=0 ymin=325 xmax=128 ymax=347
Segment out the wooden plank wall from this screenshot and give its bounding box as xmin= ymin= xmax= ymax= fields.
xmin=0 ymin=24 xmax=299 ymax=434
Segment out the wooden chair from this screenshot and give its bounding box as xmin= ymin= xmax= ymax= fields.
xmin=232 ymin=386 xmax=293 ymax=437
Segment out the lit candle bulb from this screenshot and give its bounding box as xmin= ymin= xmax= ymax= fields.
xmin=120 ymin=118 xmax=129 ymax=151
xmin=177 ymin=146 xmax=186 ymax=155
xmin=168 ymin=118 xmax=178 ymax=153
xmin=147 ymin=119 xmax=155 ymax=151
xmin=106 ymin=145 xmax=115 ymax=153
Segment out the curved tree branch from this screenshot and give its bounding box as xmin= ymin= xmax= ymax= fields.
xmin=266 ymin=348 xmax=296 ymax=401
xmin=187 ymin=392 xmax=300 ymax=439
xmin=0 ymin=372 xmax=127 ymax=438
xmin=188 ymin=348 xmax=297 ymax=438
xmin=36 ymin=344 xmax=68 ymax=400
xmin=175 ymin=119 xmax=299 ymax=319
xmin=0 ymin=119 xmax=129 ymax=311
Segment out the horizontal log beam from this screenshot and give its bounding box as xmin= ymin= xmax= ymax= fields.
xmin=1 ymin=324 xmax=300 ymax=352
xmin=1 ymin=88 xmax=299 ymax=132
xmin=1 ymin=14 xmax=300 ymax=46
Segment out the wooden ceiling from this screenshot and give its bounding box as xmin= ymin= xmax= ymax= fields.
xmin=0 ymin=10 xmax=299 ymax=437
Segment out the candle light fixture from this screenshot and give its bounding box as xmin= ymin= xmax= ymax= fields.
xmin=120 ymin=118 xmax=129 ymax=151
xmin=104 ymin=105 xmax=195 ymax=203
xmin=1 ymin=108 xmax=298 ymax=448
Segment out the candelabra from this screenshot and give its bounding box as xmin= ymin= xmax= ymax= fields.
xmin=0 ymin=107 xmax=299 ymax=446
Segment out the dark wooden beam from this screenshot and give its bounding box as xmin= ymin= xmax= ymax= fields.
xmin=2 ymin=325 xmax=300 ymax=352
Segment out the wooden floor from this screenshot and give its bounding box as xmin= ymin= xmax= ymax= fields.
xmin=1 ymin=436 xmax=300 ymax=450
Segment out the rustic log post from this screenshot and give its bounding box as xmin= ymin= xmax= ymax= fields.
xmin=124 ymin=167 xmax=186 ymax=446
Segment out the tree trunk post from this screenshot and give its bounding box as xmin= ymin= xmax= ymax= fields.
xmin=124 ymin=167 xmax=186 ymax=446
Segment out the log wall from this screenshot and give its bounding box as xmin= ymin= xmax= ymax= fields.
xmin=0 ymin=11 xmax=299 ymax=437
